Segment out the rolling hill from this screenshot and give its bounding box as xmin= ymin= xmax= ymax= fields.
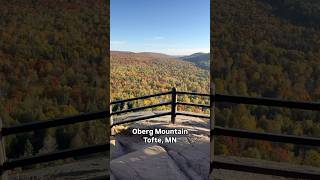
xmin=110 ymin=51 xmax=209 ymax=113
xmin=180 ymin=52 xmax=210 ymax=70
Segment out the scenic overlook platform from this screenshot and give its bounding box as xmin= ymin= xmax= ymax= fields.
xmin=111 ymin=111 xmax=320 ymax=180
xmin=110 ymin=111 xmax=210 ymax=180
xmin=7 ymin=109 xmax=320 ymax=180
xmin=109 ymin=88 xmax=320 ymax=179
xmin=2 ymin=88 xmax=320 ymax=179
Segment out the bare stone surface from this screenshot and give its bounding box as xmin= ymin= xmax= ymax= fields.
xmin=168 ymin=150 xmax=203 ymax=180
xmin=112 ymin=111 xmax=320 ymax=180
xmin=111 ymin=111 xmax=210 ymax=180
xmin=110 ymin=138 xmax=125 ymax=159
xmin=111 ymin=146 xmax=189 ymax=180
xmin=110 ymin=173 xmax=116 ymax=180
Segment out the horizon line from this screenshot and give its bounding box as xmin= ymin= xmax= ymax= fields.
xmin=110 ymin=49 xmax=210 ymax=56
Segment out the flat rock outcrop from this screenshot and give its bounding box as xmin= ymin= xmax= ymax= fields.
xmin=110 ymin=111 xmax=210 ymax=180
xmin=111 ymin=146 xmax=188 ymax=180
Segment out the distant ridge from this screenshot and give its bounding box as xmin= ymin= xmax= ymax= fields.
xmin=138 ymin=52 xmax=174 ymax=59
xmin=111 ymin=51 xmax=174 ymax=59
xmin=111 ymin=51 xmax=210 ymax=70
xmin=180 ymin=52 xmax=209 ymax=70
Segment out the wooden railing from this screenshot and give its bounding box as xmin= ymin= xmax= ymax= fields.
xmin=2 ymin=87 xmax=320 ymax=179
xmin=0 ymin=87 xmax=208 ymax=179
xmin=212 ymin=93 xmax=320 ymax=179
xmin=110 ymin=88 xmax=320 ymax=179
xmin=110 ymin=87 xmax=210 ymax=128
xmin=0 ymin=111 xmax=109 ymax=179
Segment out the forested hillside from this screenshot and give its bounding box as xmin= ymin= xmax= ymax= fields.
xmin=0 ymin=0 xmax=107 ymax=162
xmin=110 ymin=51 xmax=209 ymax=113
xmin=180 ymin=52 xmax=210 ymax=70
xmin=212 ymin=0 xmax=320 ymax=167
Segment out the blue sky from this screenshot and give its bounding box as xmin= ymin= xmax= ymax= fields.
xmin=110 ymin=0 xmax=209 ymax=56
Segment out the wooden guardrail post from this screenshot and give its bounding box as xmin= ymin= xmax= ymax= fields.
xmin=210 ymin=84 xmax=215 ymax=170
xmin=210 ymin=37 xmax=215 ymax=175
xmin=110 ymin=105 xmax=114 ymax=136
xmin=0 ymin=118 xmax=8 ymax=180
xmin=171 ymin=87 xmax=177 ymax=124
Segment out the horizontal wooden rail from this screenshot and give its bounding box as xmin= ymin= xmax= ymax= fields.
xmin=2 ymin=111 xmax=108 ymax=136
xmin=110 ymin=91 xmax=171 ymax=105
xmin=211 ymin=160 xmax=320 ymax=179
xmin=177 ymin=102 xmax=210 ymax=108
xmin=0 ymin=144 xmax=108 ymax=172
xmin=176 ymin=111 xmax=210 ymax=119
xmin=89 ymin=175 xmax=110 ymax=180
xmin=215 ymin=94 xmax=320 ymax=111
xmin=111 ymin=112 xmax=171 ymax=127
xmin=177 ymin=91 xmax=210 ymax=97
xmin=212 ymin=126 xmax=320 ymax=147
xmin=111 ymin=102 xmax=171 ymax=116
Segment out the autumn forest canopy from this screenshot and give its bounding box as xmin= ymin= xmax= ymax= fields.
xmin=0 ymin=0 xmax=320 ymax=172
xmin=110 ymin=51 xmax=210 ymax=114
xmin=0 ymin=0 xmax=107 ymax=163
xmin=213 ymin=0 xmax=320 ymax=167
